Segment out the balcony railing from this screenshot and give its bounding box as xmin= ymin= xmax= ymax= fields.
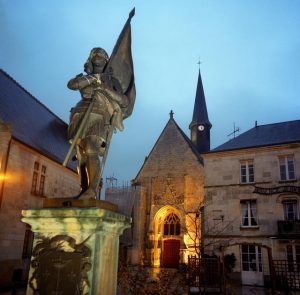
xmin=278 ymin=220 xmax=300 ymax=237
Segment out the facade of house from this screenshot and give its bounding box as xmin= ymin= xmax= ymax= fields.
xmin=0 ymin=70 xmax=79 ymax=288
xmin=203 ymin=120 xmax=300 ymax=286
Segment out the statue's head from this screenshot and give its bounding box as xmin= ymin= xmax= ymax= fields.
xmin=84 ymin=47 xmax=109 ymax=74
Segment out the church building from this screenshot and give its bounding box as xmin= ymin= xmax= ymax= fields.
xmin=111 ymin=69 xmax=212 ymax=267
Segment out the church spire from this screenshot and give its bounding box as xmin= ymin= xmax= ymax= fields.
xmin=189 ymin=69 xmax=212 ymax=153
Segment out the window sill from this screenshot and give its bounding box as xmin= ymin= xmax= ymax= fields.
xmin=240 ymin=226 xmax=259 ymax=230
xmin=240 ymin=182 xmax=255 ymax=185
xmin=30 ymin=192 xmax=46 ymax=198
xmin=279 ymin=179 xmax=297 ymax=183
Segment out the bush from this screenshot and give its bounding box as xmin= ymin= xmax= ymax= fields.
xmin=224 ymin=253 xmax=236 ymax=273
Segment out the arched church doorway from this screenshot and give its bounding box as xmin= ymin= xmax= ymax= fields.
xmin=162 ymin=213 xmax=181 ymax=267
xmin=152 ymin=206 xmax=182 ymax=267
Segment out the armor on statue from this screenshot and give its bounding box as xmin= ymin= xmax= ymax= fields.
xmin=64 ymin=9 xmax=136 ymax=199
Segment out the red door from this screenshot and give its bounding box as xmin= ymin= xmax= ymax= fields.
xmin=163 ymin=239 xmax=180 ymax=268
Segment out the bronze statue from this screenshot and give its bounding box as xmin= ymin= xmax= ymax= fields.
xmin=63 ymin=9 xmax=135 ymax=199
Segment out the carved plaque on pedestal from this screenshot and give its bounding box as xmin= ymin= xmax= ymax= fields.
xmin=29 ymin=235 xmax=91 ymax=295
xmin=37 ymin=251 xmax=82 ymax=295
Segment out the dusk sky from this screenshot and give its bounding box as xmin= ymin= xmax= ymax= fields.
xmin=1 ymin=1 xmax=300 ymax=186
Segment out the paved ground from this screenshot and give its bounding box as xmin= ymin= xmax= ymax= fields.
xmin=1 ymin=286 xmax=299 ymax=294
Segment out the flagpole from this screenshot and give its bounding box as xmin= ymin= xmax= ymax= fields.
xmin=62 ymin=98 xmax=95 ymax=167
xmin=99 ymin=111 xmax=117 ymax=179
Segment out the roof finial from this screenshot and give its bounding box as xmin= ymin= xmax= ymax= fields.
xmin=169 ymin=110 xmax=174 ymax=118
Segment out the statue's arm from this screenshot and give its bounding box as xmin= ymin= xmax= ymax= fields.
xmin=97 ymin=84 xmax=129 ymax=109
xmin=67 ymin=74 xmax=98 ymax=90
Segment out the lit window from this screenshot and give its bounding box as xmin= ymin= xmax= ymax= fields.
xmin=38 ymin=165 xmax=46 ymax=196
xmin=279 ymin=156 xmax=295 ymax=181
xmin=283 ymin=200 xmax=298 ymax=221
xmin=241 ymin=200 xmax=257 ymax=227
xmin=240 ymin=161 xmax=254 ymax=183
xmin=164 ymin=213 xmax=180 ymax=236
xmin=31 ymin=162 xmax=39 ymax=194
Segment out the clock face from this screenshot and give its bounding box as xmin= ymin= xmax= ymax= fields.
xmin=198 ymin=125 xmax=205 ymax=131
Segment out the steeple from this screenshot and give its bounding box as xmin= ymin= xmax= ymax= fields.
xmin=189 ymin=69 xmax=212 ymax=153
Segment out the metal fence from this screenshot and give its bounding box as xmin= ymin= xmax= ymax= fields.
xmin=273 ymin=260 xmax=300 ymax=291
xmin=188 ymin=256 xmax=224 ymax=294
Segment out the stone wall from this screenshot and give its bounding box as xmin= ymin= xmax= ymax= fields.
xmin=0 ymin=138 xmax=79 ymax=288
xmin=135 ymin=119 xmax=204 ymax=266
xmin=203 ymin=143 xmax=300 ymax=281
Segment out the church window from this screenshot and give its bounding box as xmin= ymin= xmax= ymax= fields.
xmin=241 ymin=200 xmax=257 ymax=227
xmin=279 ymin=155 xmax=295 ymax=181
xmin=240 ymin=160 xmax=254 ymax=183
xmin=163 ymin=213 xmax=180 ymax=236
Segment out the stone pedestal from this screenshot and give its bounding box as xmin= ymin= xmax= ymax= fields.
xmin=22 ymin=204 xmax=130 ymax=295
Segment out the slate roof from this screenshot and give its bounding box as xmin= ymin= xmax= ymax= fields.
xmin=211 ymin=120 xmax=300 ymax=153
xmin=0 ymin=69 xmax=76 ymax=171
xmin=189 ymin=69 xmax=211 ymax=128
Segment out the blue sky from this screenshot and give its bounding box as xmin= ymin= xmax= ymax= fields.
xmin=1 ymin=0 xmax=300 ymax=185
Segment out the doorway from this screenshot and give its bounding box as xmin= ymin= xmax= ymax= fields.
xmin=163 ymin=239 xmax=180 ymax=268
xmin=241 ymin=244 xmax=264 ymax=286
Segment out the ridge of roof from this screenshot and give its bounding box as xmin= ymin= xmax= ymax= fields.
xmin=172 ymin=118 xmax=203 ymax=164
xmin=210 ymin=119 xmax=300 ymax=153
xmin=0 ymin=69 xmax=67 ymax=125
xmin=134 ymin=117 xmax=203 ymax=181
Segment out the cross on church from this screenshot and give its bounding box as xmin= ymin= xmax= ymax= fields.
xmin=197 ymin=58 xmax=202 ymax=69
xmin=169 ymin=110 xmax=174 ymax=118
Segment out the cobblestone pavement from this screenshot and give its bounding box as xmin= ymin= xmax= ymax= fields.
xmin=1 ymin=277 xmax=299 ymax=294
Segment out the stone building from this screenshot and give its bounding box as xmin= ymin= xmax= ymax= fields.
xmin=0 ymin=70 xmax=79 ymax=288
xmin=106 ymin=70 xmax=211 ymax=268
xmin=203 ymin=120 xmax=300 ymax=286
xmin=106 ymin=65 xmax=300 ymax=289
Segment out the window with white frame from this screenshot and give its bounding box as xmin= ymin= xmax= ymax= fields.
xmin=279 ymin=155 xmax=295 ymax=181
xmin=240 ymin=160 xmax=254 ymax=183
xmin=283 ymin=200 xmax=298 ymax=221
xmin=241 ymin=200 xmax=258 ymax=227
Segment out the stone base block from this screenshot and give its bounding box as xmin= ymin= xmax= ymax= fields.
xmin=22 ymin=203 xmax=130 ymax=295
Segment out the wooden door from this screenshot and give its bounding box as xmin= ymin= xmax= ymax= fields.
xmin=163 ymin=239 xmax=180 ymax=268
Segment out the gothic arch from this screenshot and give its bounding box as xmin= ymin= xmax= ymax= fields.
xmin=151 ymin=205 xmax=182 ymax=266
